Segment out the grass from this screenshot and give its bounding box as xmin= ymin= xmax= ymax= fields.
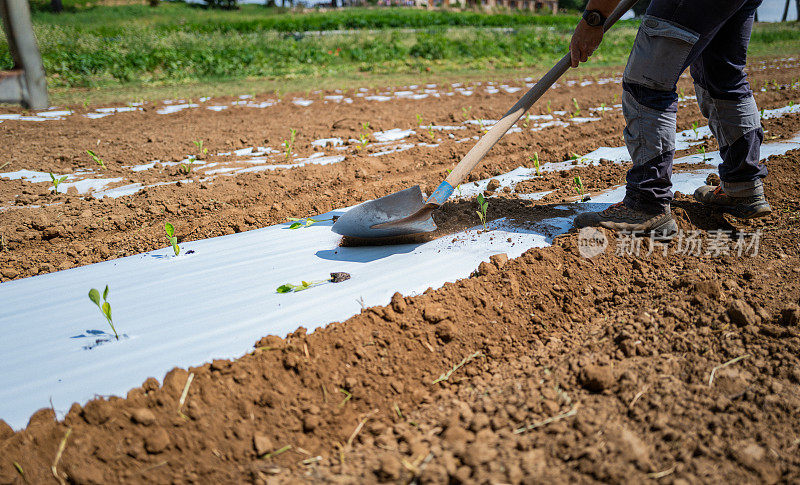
xmin=0 ymin=4 xmax=795 ymax=104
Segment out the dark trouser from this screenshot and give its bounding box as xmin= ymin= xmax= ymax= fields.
xmin=622 ymin=0 xmax=767 ymax=214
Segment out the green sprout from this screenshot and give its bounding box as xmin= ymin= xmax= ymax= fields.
xmin=86 ymin=150 xmax=105 ymax=168
xmin=88 ymin=285 xmax=118 ymax=340
xmin=521 ymin=115 xmax=529 ymax=128
xmin=356 ymin=122 xmax=370 ymax=150
xmin=475 ymin=193 xmax=489 ymax=231
xmin=529 ymin=153 xmax=541 ymax=175
xmin=277 ymin=272 xmax=350 ymax=293
xmin=691 ymin=121 xmax=699 ymax=139
xmin=790 ymin=101 xmax=795 ymax=108
xmin=573 ymin=176 xmax=584 ymax=196
xmin=179 ymin=162 xmax=193 ymax=175
xmin=678 ymin=88 xmax=685 ymax=102
xmin=49 ymin=173 xmax=67 ymax=193
xmin=598 ymin=103 xmax=606 ymax=117
xmin=427 ymin=124 xmax=436 ymax=141
xmin=698 ymin=146 xmax=711 ymax=162
xmin=192 ymin=140 xmax=208 ymax=156
xmin=284 ymin=128 xmax=297 ymax=161
xmin=546 ymin=100 xmax=552 ymax=114
xmin=416 ymin=113 xmax=424 ymax=126
xmin=571 ymin=98 xmax=581 ymax=117
xmin=461 ymin=106 xmax=472 ymax=120
xmin=164 ymin=222 xmax=180 ymax=256
xmin=760 ymin=107 xmax=765 ymax=119
xmin=287 ymin=216 xmax=334 ymax=229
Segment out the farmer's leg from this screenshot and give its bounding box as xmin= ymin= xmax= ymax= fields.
xmin=691 ymin=0 xmax=771 ymax=218
xmin=575 ymin=0 xmax=750 ymax=233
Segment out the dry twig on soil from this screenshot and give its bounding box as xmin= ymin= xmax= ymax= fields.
xmin=432 ymin=350 xmax=483 ymax=384
xmin=709 ymin=354 xmax=750 ymax=386
xmin=51 ymin=427 xmax=72 ymax=485
xmin=514 ymin=404 xmax=579 ymax=434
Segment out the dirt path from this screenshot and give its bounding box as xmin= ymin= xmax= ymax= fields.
xmin=0 ymin=58 xmax=799 ymax=484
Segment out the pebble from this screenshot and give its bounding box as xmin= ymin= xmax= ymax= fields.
xmin=253 ymin=434 xmax=273 ymax=456
xmin=144 ymin=428 xmax=170 ymax=454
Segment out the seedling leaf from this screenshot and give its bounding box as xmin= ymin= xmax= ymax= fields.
xmin=88 ymin=288 xmax=101 ymax=306
xmin=102 ymin=302 xmax=111 ymax=320
xmin=165 ymin=222 xmax=174 ymax=237
xmin=102 ymin=285 xmax=109 ymax=301
xmin=277 ymin=284 xmax=293 ymax=293
xmin=289 ymin=222 xmax=302 ymax=229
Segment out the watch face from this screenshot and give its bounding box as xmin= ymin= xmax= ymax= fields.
xmin=587 ymin=12 xmax=602 ymax=26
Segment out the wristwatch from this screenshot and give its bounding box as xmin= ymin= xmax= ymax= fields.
xmin=583 ymin=9 xmax=607 ymax=28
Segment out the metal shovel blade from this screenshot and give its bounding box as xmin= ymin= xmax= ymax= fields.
xmin=331 ymin=186 xmax=437 ymax=239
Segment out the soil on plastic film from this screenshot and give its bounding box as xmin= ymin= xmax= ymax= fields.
xmin=0 ymin=58 xmax=800 ymax=484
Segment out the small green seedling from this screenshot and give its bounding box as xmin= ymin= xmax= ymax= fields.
xmin=86 ymin=150 xmax=105 ymax=168
xmin=427 ymin=124 xmax=436 ymax=141
xmin=573 ymin=176 xmax=584 ymax=196
xmin=790 ymin=101 xmax=795 ymax=108
xmin=284 ymin=128 xmax=297 ymax=161
xmin=461 ymin=106 xmax=472 ymax=120
xmin=287 ymin=216 xmax=333 ymax=229
xmin=180 ymin=162 xmax=193 ymax=175
xmin=698 ymin=146 xmax=711 ymax=161
xmin=571 ymin=98 xmax=581 ymax=117
xmin=88 ymin=285 xmax=118 ymax=340
xmin=416 ymin=113 xmax=424 ymax=126
xmin=529 ymin=152 xmax=541 ymax=175
xmin=521 ymin=115 xmax=529 ymax=128
xmin=49 ymin=173 xmax=67 ymax=193
xmin=356 ymin=122 xmax=370 ymax=150
xmin=164 ymin=222 xmax=180 ymax=256
xmin=475 ymin=193 xmax=488 ymax=231
xmin=546 ymin=100 xmax=552 ymax=114
xmin=193 ymin=140 xmax=208 ymax=156
xmin=277 ymin=272 xmax=350 ymax=293
xmin=691 ymin=121 xmax=699 ymax=139
xmin=678 ymin=88 xmax=685 ymax=101
xmin=598 ymin=103 xmax=606 ymax=117
xmin=760 ymin=107 xmax=765 ymax=119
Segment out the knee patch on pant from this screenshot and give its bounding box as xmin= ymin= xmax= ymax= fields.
xmin=623 ymin=16 xmax=699 ymax=91
xmin=623 ymin=90 xmax=677 ymax=166
xmin=695 ymin=84 xmax=761 ymax=147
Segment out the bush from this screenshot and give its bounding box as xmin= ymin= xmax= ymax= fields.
xmin=202 ymin=0 xmax=239 ymax=10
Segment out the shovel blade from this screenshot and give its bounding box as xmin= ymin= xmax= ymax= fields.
xmin=332 ymin=186 xmax=437 ymax=239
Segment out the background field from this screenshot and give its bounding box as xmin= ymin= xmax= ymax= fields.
xmin=2 ymin=4 xmax=799 ymax=104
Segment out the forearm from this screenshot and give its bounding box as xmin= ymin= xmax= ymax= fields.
xmin=584 ymin=0 xmax=622 ymax=18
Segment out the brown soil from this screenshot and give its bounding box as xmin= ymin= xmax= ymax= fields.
xmin=1 ymin=59 xmax=800 ymax=484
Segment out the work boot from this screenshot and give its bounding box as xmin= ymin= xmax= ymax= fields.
xmin=573 ymin=202 xmax=678 ymax=239
xmin=693 ymin=185 xmax=772 ymax=219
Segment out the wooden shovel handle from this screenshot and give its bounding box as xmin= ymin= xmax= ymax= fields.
xmin=440 ymin=0 xmax=640 ymax=194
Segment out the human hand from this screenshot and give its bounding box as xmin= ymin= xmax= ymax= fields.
xmin=569 ymin=20 xmax=604 ymax=68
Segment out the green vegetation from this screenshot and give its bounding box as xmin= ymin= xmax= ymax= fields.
xmin=529 ymin=152 xmax=541 ymax=175
xmin=88 ymin=285 xmax=118 ymax=339
xmin=86 ymin=149 xmax=105 ymax=168
xmin=165 ymin=222 xmax=180 ymax=256
xmin=276 ymin=271 xmax=350 ymax=293
xmin=573 ymin=175 xmax=584 ymax=196
xmin=2 ymin=4 xmax=795 ymax=98
xmin=475 ymin=193 xmax=488 ymax=230
xmin=193 ymin=140 xmax=208 ymax=156
xmin=283 ymin=128 xmax=297 ymax=161
xmin=287 ymin=216 xmax=333 ymax=229
xmin=49 ymin=172 xmax=67 ymax=192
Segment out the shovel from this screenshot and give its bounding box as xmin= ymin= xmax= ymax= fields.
xmin=332 ymin=0 xmax=638 ymax=240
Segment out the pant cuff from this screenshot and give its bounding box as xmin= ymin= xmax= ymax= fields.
xmin=623 ymin=192 xmax=670 ymax=215
xmin=720 ymin=178 xmax=763 ymax=197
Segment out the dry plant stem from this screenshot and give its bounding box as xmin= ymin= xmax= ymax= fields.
xmin=51 ymin=427 xmax=72 ymax=485
xmin=709 ymin=354 xmax=751 ymax=386
xmin=628 ymin=385 xmax=649 ymax=409
xmin=179 ymin=373 xmax=195 ymax=411
xmin=346 ymin=416 xmax=369 ymax=449
xmin=263 ymin=444 xmax=292 ymax=459
xmin=432 ymin=350 xmax=483 ymax=384
xmin=648 ymin=465 xmax=677 ymax=479
xmin=514 ymin=404 xmax=579 ymax=434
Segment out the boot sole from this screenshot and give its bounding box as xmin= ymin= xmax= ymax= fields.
xmin=693 ymin=194 xmax=773 ymax=220
xmin=599 ymin=217 xmax=678 ymax=241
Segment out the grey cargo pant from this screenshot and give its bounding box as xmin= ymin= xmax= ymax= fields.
xmin=622 ymin=0 xmax=767 ymax=214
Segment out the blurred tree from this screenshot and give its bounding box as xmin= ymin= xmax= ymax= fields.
xmin=50 ymin=0 xmax=62 ymax=13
